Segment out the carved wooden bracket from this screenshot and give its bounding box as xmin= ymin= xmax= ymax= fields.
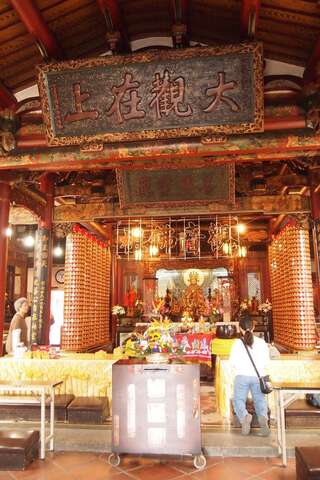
xmin=0 ymin=108 xmax=19 ymax=154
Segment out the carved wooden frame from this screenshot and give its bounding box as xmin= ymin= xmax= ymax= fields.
xmin=38 ymin=42 xmax=264 ymax=146
xmin=116 ymin=163 xmax=235 ymax=208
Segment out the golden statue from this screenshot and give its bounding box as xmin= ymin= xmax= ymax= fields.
xmin=182 ymin=271 xmax=206 ymax=320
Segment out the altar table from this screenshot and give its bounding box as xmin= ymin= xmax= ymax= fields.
xmin=0 ymin=353 xmax=121 ymax=402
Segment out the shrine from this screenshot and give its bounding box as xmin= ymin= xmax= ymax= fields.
xmin=1 ymin=0 xmax=320 ymax=477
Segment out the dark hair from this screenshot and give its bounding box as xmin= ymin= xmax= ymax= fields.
xmin=239 ymin=314 xmax=254 ymax=348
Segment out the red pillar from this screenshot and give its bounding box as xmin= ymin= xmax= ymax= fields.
xmin=310 ymin=184 xmax=320 ymax=316
xmin=0 ymin=183 xmax=10 ymax=355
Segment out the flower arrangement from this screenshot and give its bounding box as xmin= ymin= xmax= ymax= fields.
xmin=258 ymin=300 xmax=272 ymax=314
xmin=124 ymin=319 xmax=181 ymax=358
xmin=112 ymin=305 xmax=125 ymax=316
xmin=240 ymin=299 xmax=251 ymax=311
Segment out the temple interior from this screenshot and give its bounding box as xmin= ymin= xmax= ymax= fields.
xmin=1 ymin=0 xmax=320 ymax=478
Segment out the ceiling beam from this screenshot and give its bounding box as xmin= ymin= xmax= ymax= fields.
xmin=303 ymin=36 xmax=320 ymax=83
xmin=53 ymin=195 xmax=310 ymax=223
xmin=9 ymin=206 xmax=39 ymax=225
xmin=240 ymin=0 xmax=261 ymax=40
xmin=9 ymin=0 xmax=63 ymax=60
xmin=11 ymin=185 xmax=46 ymax=220
xmin=0 ymin=81 xmax=17 ymax=110
xmin=97 ymin=0 xmax=130 ymax=52
xmin=3 ymin=130 xmax=320 ymax=171
xmin=170 ymin=0 xmax=189 ymax=48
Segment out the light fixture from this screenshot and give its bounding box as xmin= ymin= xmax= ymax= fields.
xmin=236 ymin=223 xmax=246 ymax=234
xmin=117 ymin=215 xmax=246 ymax=260
xmin=134 ymin=248 xmax=143 ymax=260
xmin=149 ymin=244 xmax=159 ymax=257
xmin=23 ymin=234 xmax=35 ymax=248
xmin=131 ymin=226 xmax=143 ymax=238
xmin=238 ymin=246 xmax=247 ymax=258
xmin=5 ymin=226 xmax=13 ymax=237
xmin=53 ymin=245 xmax=64 ymax=257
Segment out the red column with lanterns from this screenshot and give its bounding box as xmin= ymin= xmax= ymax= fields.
xmin=0 ymin=183 xmax=10 ymax=355
xmin=31 ymin=173 xmax=55 ymax=345
xmin=310 ymin=182 xmax=320 ymax=317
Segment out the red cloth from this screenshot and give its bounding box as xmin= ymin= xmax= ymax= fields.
xmin=174 ymin=332 xmax=214 ymax=363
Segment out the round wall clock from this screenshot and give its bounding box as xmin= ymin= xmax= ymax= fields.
xmin=55 ymin=269 xmax=65 ymax=285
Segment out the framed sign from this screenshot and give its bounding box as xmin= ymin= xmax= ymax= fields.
xmin=116 ymin=164 xmax=235 ymax=208
xmin=38 ymin=42 xmax=264 ymax=146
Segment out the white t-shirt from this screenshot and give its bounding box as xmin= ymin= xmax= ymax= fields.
xmin=229 ymin=336 xmax=270 ymax=377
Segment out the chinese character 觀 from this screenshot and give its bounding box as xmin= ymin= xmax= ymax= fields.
xmin=149 ymin=70 xmax=193 ymax=119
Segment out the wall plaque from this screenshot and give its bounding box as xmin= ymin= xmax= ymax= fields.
xmin=116 ymin=164 xmax=235 ymax=208
xmin=38 ymin=43 xmax=263 ymax=146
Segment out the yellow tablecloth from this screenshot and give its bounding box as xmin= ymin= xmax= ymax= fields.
xmin=216 ymin=354 xmax=320 ymax=422
xmin=211 ymin=338 xmax=236 ymax=356
xmin=0 ymin=353 xmax=122 ymax=400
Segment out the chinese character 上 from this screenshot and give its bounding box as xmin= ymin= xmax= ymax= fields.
xmin=65 ymin=83 xmax=99 ymax=124
xmin=106 ymin=73 xmax=146 ymax=124
xmin=204 ymin=72 xmax=240 ymax=113
xmin=149 ymin=70 xmax=193 ymax=119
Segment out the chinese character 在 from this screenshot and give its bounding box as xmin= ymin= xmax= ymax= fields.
xmin=149 ymin=70 xmax=193 ymax=119
xmin=65 ymin=83 xmax=99 ymax=124
xmin=204 ymin=72 xmax=240 ymax=113
xmin=106 ymin=73 xmax=146 ymax=124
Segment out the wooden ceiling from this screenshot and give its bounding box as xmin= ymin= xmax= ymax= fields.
xmin=0 ymin=0 xmax=319 ymax=96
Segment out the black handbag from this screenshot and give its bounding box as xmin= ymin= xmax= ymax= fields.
xmin=241 ymin=339 xmax=273 ymax=395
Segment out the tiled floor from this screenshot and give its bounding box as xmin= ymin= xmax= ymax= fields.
xmin=0 ymin=452 xmax=297 ymax=480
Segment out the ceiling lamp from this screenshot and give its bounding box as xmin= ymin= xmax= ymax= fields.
xmin=149 ymin=244 xmax=159 ymax=257
xmin=23 ymin=234 xmax=35 ymax=248
xmin=53 ymin=245 xmax=64 ymax=257
xmin=131 ymin=226 xmax=143 ymax=238
xmin=236 ymin=223 xmax=246 ymax=234
xmin=5 ymin=226 xmax=13 ymax=237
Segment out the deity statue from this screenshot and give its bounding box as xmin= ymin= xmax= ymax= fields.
xmin=124 ymin=286 xmax=137 ymax=317
xmin=182 ymin=271 xmax=206 ymax=320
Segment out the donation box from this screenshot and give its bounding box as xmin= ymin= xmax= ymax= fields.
xmin=112 ymin=359 xmax=201 ymax=456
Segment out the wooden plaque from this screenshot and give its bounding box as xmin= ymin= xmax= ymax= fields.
xmin=38 ymin=43 xmax=264 ymax=146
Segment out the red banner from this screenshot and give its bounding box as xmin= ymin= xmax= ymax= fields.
xmin=174 ymin=333 xmax=214 ymax=363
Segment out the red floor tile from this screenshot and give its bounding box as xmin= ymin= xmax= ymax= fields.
xmin=0 ymin=473 xmax=15 ymax=480
xmin=191 ymin=462 xmax=250 ymax=480
xmin=65 ymin=458 xmax=119 ymax=480
xmin=224 ymin=457 xmax=272 ymax=476
xmin=127 ymin=464 xmax=184 ymax=480
xmin=51 ymin=451 xmax=98 ymax=469
xmin=258 ymin=464 xmax=296 ymax=480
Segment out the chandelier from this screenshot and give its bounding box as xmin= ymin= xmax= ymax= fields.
xmin=116 ymin=216 xmax=247 ymax=260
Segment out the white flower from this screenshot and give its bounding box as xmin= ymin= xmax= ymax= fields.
xmin=112 ymin=305 xmax=125 ymax=316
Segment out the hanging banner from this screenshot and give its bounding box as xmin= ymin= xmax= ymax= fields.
xmin=38 ymin=42 xmax=263 ymax=146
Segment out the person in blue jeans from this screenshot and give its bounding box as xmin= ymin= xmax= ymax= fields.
xmin=229 ymin=315 xmax=270 ymax=436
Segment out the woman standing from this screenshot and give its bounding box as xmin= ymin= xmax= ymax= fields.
xmin=5 ymin=297 xmax=29 ymax=354
xmin=229 ymin=315 xmax=270 ymax=436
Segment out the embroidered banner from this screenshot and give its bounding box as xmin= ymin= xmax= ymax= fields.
xmin=38 ymin=43 xmax=263 ymax=146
